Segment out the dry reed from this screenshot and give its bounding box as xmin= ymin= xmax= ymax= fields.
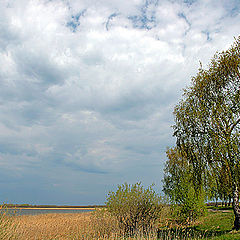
xmin=11 ymin=210 xmax=160 ymax=240
xmin=13 ymin=212 xmax=92 ymax=240
xmin=0 ymin=205 xmax=19 ymax=240
xmin=5 ymin=208 xmax=208 ymax=240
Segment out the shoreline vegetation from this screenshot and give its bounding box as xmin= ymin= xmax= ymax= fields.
xmin=1 ymin=182 xmax=240 ymax=240
xmin=1 ymin=205 xmax=240 ymax=239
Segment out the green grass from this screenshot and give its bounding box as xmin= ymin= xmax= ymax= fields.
xmin=157 ymin=207 xmax=240 ymax=239
xmin=197 ymin=210 xmax=240 ymax=239
xmin=210 ymin=233 xmax=240 ymax=240
xmin=197 ymin=211 xmax=233 ymax=231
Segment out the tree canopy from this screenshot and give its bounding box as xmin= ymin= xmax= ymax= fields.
xmin=169 ymin=36 xmax=240 ymax=229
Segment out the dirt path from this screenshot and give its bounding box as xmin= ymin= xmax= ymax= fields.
xmin=208 ymin=208 xmax=232 ymax=213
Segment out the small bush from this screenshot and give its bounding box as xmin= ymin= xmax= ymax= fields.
xmin=172 ymin=187 xmax=206 ymax=224
xmin=106 ymin=182 xmax=163 ymax=236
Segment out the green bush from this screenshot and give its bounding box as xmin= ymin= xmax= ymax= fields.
xmin=106 ymin=182 xmax=163 ymax=236
xmin=172 ymin=186 xmax=206 ymax=224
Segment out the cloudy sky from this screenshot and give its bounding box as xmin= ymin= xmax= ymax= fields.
xmin=0 ymin=0 xmax=239 ymax=205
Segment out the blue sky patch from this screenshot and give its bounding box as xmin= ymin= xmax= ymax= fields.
xmin=67 ymin=9 xmax=87 ymax=32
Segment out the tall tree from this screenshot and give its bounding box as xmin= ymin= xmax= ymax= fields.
xmin=173 ymin=36 xmax=240 ymax=229
xmin=206 ymin=163 xmax=232 ymax=207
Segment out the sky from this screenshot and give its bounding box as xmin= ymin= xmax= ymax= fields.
xmin=0 ymin=0 xmax=239 ymax=205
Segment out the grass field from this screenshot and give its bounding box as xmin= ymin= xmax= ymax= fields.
xmin=157 ymin=207 xmax=240 ymax=240
xmin=1 ymin=206 xmax=240 ymax=239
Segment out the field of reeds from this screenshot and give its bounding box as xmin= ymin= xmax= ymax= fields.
xmin=2 ymin=210 xmax=159 ymax=240
xmin=1 ymin=206 xmax=240 ymax=239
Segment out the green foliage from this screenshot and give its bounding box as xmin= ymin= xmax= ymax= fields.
xmin=173 ymin=36 xmax=240 ymax=229
xmin=106 ymin=182 xmax=163 ymax=236
xmin=173 ymin=188 xmax=206 ymax=224
xmin=163 ymin=147 xmax=206 ymax=223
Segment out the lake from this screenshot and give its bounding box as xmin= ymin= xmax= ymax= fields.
xmin=1 ymin=208 xmax=94 ymax=216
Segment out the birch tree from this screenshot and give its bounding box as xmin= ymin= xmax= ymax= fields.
xmin=173 ymin=36 xmax=240 ymax=229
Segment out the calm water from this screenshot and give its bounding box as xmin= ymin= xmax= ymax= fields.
xmin=0 ymin=208 xmax=94 ymax=216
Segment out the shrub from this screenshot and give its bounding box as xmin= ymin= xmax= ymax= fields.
xmin=172 ymin=186 xmax=206 ymax=224
xmin=106 ymin=182 xmax=163 ymax=236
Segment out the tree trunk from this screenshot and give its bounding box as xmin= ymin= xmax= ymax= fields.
xmin=228 ymin=195 xmax=231 ymax=207
xmin=215 ymin=193 xmax=218 ymax=207
xmin=233 ymin=185 xmax=240 ymax=230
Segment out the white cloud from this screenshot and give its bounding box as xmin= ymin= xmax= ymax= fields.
xmin=0 ymin=0 xmax=239 ymax=204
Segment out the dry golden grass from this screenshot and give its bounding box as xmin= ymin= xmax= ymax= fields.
xmin=0 ymin=205 xmax=20 ymax=240
xmin=11 ymin=210 xmax=159 ymax=240
xmin=0 ymin=215 xmax=18 ymax=239
xmin=13 ymin=212 xmax=93 ymax=240
xmin=1 ymin=208 xmax=215 ymax=240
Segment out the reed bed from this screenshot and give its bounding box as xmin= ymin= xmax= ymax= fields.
xmin=0 ymin=205 xmax=19 ymax=239
xmin=10 ymin=211 xmax=212 ymax=240
xmin=11 ymin=211 xmax=160 ymax=240
xmin=0 ymin=208 xmax=219 ymax=239
xmin=13 ymin=212 xmax=92 ymax=240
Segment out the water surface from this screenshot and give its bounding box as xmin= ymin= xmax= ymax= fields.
xmin=1 ymin=208 xmax=94 ymax=216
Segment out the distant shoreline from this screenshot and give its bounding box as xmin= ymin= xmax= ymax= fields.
xmin=4 ymin=204 xmax=105 ymax=209
xmin=14 ymin=207 xmax=95 ymax=210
